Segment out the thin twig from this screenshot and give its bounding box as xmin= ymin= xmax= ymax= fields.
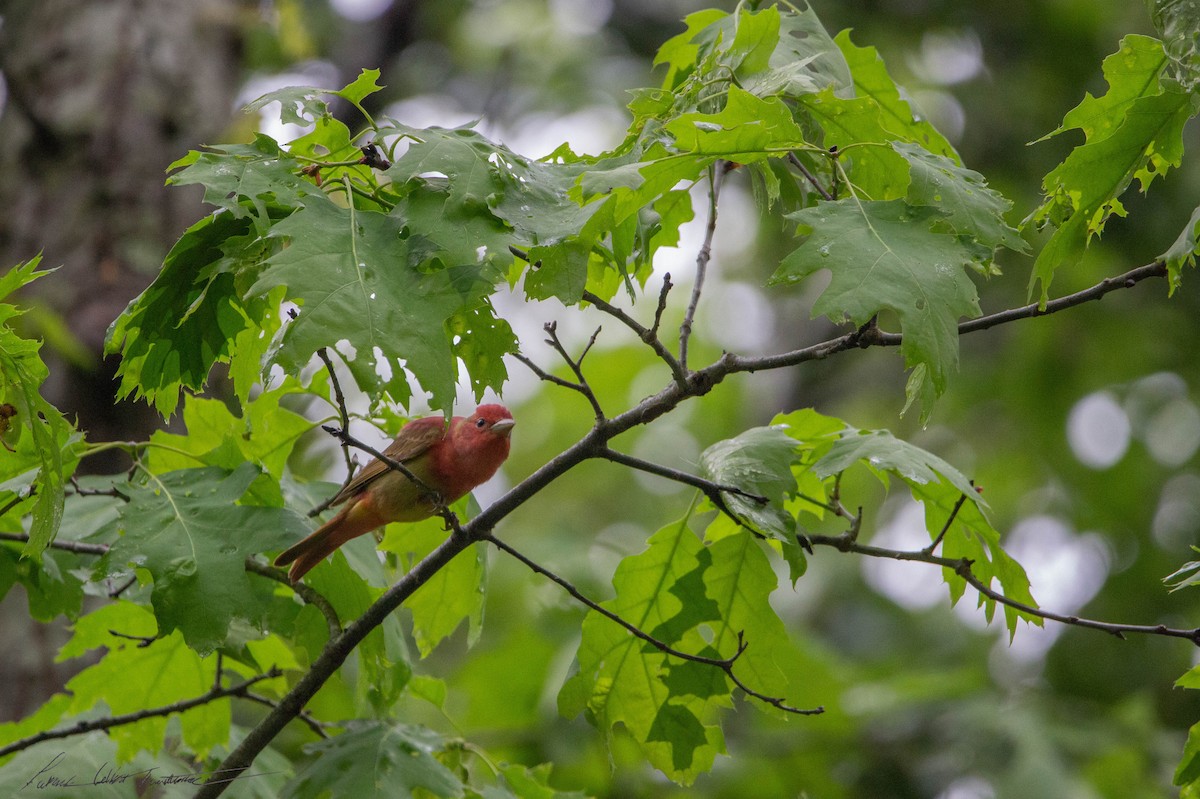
xmin=787 ymin=152 xmax=834 ymax=201
xmin=923 ymin=490 xmax=970 ymax=555
xmin=508 ymin=242 xmax=687 ymax=389
xmin=108 ymin=575 xmax=138 ymax=599
xmin=245 ymin=558 xmax=343 ymax=638
xmin=599 ymin=448 xmax=766 ymax=504
xmin=511 ymin=351 xmax=590 ymax=393
xmin=650 ymin=273 xmax=674 ymax=339
xmin=680 ymin=161 xmax=728 ymax=371
xmin=69 ymin=476 xmax=130 ymax=502
xmin=240 ymin=691 xmax=331 ymax=739
xmin=581 ymin=289 xmax=689 ymax=389
xmin=0 ymin=669 xmax=282 ymax=758
xmin=725 ymin=261 xmax=1168 ymax=374
xmin=480 ymin=531 xmax=823 ymax=715
xmin=108 ymin=629 xmax=156 ymax=648
xmin=0 ymin=532 xmax=108 ymax=556
xmin=543 ymin=322 xmax=605 ymax=422
xmin=808 ymin=534 xmax=1200 ymax=645
xmin=0 ymin=492 xmax=27 ymax=518
xmin=597 ymin=447 xmax=770 ymax=536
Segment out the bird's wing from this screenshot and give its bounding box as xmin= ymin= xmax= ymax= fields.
xmin=330 ymin=418 xmax=447 ymax=505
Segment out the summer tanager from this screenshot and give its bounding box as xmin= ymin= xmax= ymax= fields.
xmin=275 ymin=404 xmax=514 ymax=582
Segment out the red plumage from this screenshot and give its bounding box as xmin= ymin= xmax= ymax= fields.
xmin=274 ymin=404 xmax=514 ymax=582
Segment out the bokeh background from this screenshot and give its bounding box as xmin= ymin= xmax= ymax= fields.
xmin=2 ymin=1 xmax=1200 ymax=796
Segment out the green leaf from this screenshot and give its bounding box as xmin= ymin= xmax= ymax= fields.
xmin=559 ymin=516 xmax=726 ymax=785
xmin=385 ymin=124 xmax=591 ymax=250
xmin=105 ymin=212 xmax=273 ymax=417
xmin=913 ymin=480 xmax=1037 ymax=635
xmin=335 ymin=67 xmax=385 ymax=106
xmin=665 ymin=86 xmax=806 ymax=160
xmin=1177 ymin=663 xmax=1200 ymax=690
xmin=836 ymin=30 xmax=956 ymax=157
xmin=144 ymin=383 xmax=314 ymax=505
xmin=799 ymin=87 xmax=913 ymax=200
xmin=381 ymin=502 xmax=486 ymax=658
xmin=249 ymin=196 xmax=499 ymax=412
xmin=449 ymin=304 xmax=518 ymax=403
xmin=65 ymin=627 xmax=224 ymax=760
xmin=1150 ymin=0 xmax=1200 ymax=86
xmin=699 ymin=425 xmax=799 ymax=539
xmin=100 ymin=464 xmax=309 ymax=653
xmin=0 ymin=545 xmax=84 ymax=622
xmin=653 ymin=9 xmax=730 ymax=85
xmin=810 ymin=423 xmax=1037 ymax=636
xmin=1165 ymin=549 xmax=1200 ymax=591
xmin=771 ymin=198 xmax=982 ymax=417
xmin=893 ymin=141 xmax=1026 ymax=256
xmin=813 ymin=427 xmax=979 ymax=500
xmin=287 ymin=721 xmax=465 ymax=798
xmin=740 ymin=5 xmax=851 ymax=97
xmin=700 ymin=531 xmax=808 ymax=715
xmin=1177 ymin=720 xmax=1200 ymax=786
xmin=394 ymin=182 xmax=514 ymax=274
xmin=1160 ymin=204 xmax=1200 ymax=292
xmin=1027 ymin=35 xmax=1200 ymax=300
xmin=729 ymin=5 xmax=781 ymax=76
xmin=1045 ymin=34 xmax=1173 ymax=142
xmin=490 ymin=763 xmax=589 ymax=799
xmin=0 ymin=257 xmax=76 ymax=554
xmin=168 ymin=134 xmax=324 ymax=228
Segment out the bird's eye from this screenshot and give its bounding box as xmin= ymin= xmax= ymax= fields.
xmin=475 ymin=418 xmax=487 ymax=429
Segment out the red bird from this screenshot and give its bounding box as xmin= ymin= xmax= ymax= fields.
xmin=275 ymin=404 xmax=514 ymax=582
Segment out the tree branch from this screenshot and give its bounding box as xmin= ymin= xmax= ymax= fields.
xmin=596 ymin=447 xmax=770 ymax=535
xmin=580 ymin=289 xmax=689 ymax=389
xmin=739 ymin=260 xmax=1169 ymax=369
xmin=480 ymin=531 xmax=822 ymax=715
xmin=0 ymin=669 xmax=281 ymax=758
xmin=240 ymin=691 xmax=331 ymax=739
xmin=195 ymin=258 xmax=1172 ymax=794
xmin=808 ymin=533 xmax=1200 ymax=645
xmin=542 ymin=321 xmax=605 ymax=422
xmin=196 ymin=530 xmax=475 ymax=797
xmin=244 ymin=558 xmax=343 ymax=638
xmin=511 ymin=351 xmax=590 ymax=394
xmin=679 ymin=160 xmax=728 ymax=371
xmin=0 ymin=532 xmax=108 ymax=557
xmin=650 ymin=273 xmax=674 ymax=339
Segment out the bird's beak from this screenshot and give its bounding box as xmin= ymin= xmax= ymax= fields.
xmin=491 ymin=419 xmax=515 ymax=438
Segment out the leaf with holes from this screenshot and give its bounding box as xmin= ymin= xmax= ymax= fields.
xmin=249 ymin=196 xmax=501 ymax=412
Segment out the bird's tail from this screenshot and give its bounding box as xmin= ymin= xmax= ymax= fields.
xmin=274 ymin=501 xmax=382 ymax=583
